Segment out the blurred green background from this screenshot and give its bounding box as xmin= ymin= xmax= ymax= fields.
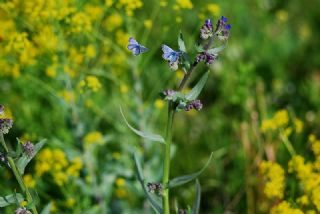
xmin=1 ymin=0 xmax=320 ymax=213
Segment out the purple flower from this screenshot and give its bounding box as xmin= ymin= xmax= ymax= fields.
xmin=147 ymin=182 xmax=163 ymax=195
xmin=162 ymin=45 xmax=181 ymax=63
xmin=185 ymin=100 xmax=203 ymax=111
xmin=162 ymin=89 xmax=176 ymax=100
xmin=127 ymin=37 xmax=149 ymax=55
xmin=15 ymin=207 xmax=31 ymax=214
xmin=0 ymin=118 xmax=13 ymax=134
xmin=196 ymin=52 xmax=218 ymax=65
xmin=200 ymin=19 xmax=214 ymax=39
xmin=216 ymin=16 xmax=231 ymax=41
xmin=23 ymin=141 xmax=35 ymax=157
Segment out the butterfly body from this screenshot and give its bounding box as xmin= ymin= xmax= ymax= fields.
xmin=161 ymin=45 xmax=181 ymax=62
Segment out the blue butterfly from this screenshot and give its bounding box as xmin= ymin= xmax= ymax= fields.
xmin=161 ymin=45 xmax=181 ymax=63
xmin=127 ymin=37 xmax=149 ymax=55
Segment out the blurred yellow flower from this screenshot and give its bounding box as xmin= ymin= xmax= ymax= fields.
xmin=83 ymin=131 xmax=104 ymax=146
xmin=174 ymin=0 xmax=193 ymax=9
xmin=120 ymin=84 xmax=129 ymax=94
xmin=115 ymin=178 xmax=126 ymax=187
xmin=144 ymin=19 xmax=153 ymax=29
xmin=23 ymin=174 xmax=36 ymax=188
xmin=65 ymin=198 xmax=76 ymax=208
xmin=85 ymin=44 xmax=96 ymax=59
xmin=259 ymin=161 xmax=285 ymax=199
xmin=160 ymin=0 xmax=168 ymax=7
xmin=276 ymin=10 xmax=288 ymax=23
xmin=271 ymin=201 xmax=303 ymax=214
xmin=294 ymin=118 xmax=303 ymax=134
xmin=207 ymin=4 xmax=220 ymax=16
xmin=105 ymin=14 xmax=123 ymax=32
xmin=78 ymin=75 xmax=102 ymax=93
xmin=115 ymin=188 xmax=127 ymax=198
xmin=116 ymin=30 xmax=130 ymax=49
xmin=46 ymin=65 xmax=57 ymax=78
xmin=155 ymin=99 xmax=165 ymax=109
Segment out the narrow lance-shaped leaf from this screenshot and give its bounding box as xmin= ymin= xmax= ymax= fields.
xmin=133 ymin=153 xmax=163 ymax=214
xmin=191 ymin=180 xmax=201 ymax=214
xmin=178 ymin=32 xmax=186 ymax=52
xmin=186 ymin=71 xmax=210 ymax=101
xmin=40 ymin=203 xmax=52 ymax=214
xmin=206 ymin=43 xmax=226 ymax=55
xmin=120 ymin=107 xmax=165 ymax=144
xmin=168 ymin=152 xmax=213 ymax=188
xmin=0 ymin=193 xmax=24 ymax=207
xmin=17 ymin=139 xmax=46 ymax=174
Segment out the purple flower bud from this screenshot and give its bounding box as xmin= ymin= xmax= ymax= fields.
xmin=163 ymin=89 xmax=176 ymax=101
xmin=200 ymin=19 xmax=213 ymax=40
xmin=216 ymin=16 xmax=231 ymax=41
xmin=147 ymin=182 xmax=163 ymax=195
xmin=178 ymin=209 xmax=187 ymax=214
xmin=0 ymin=105 xmax=4 ymax=115
xmin=185 ymin=100 xmax=203 ymax=111
xmin=15 ymin=207 xmax=31 ymax=214
xmin=196 ymin=52 xmax=218 ymax=65
xmin=0 ymin=118 xmax=13 ymax=134
xmin=23 ymin=141 xmax=35 ymax=157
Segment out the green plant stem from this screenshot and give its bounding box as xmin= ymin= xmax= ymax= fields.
xmin=0 ymin=134 xmax=38 ymax=214
xmin=162 ymin=101 xmax=175 ymax=214
xmin=280 ymin=133 xmax=296 ymax=157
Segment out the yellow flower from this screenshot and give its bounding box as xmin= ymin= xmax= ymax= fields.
xmin=259 ymin=161 xmax=285 ymax=199
xmin=160 ymin=0 xmax=168 ymax=7
xmin=120 ymin=84 xmax=129 ymax=94
xmin=207 ymin=4 xmax=220 ymax=16
xmin=58 ymin=90 xmax=75 ymax=103
xmin=115 ymin=188 xmax=127 ymax=198
xmin=144 ymin=19 xmax=152 ymax=29
xmin=115 ymin=178 xmax=126 ymax=187
xmin=67 ymin=12 xmax=92 ymax=33
xmin=115 ymin=30 xmax=130 ymax=49
xmin=273 ymin=109 xmax=289 ymax=127
xmin=105 ymin=14 xmax=123 ymax=32
xmin=46 ymin=65 xmax=57 ymax=78
xmin=297 ymin=195 xmax=309 ymax=206
xmin=20 ymin=200 xmax=28 ymax=207
xmin=78 ymin=75 xmax=102 ymax=93
xmin=85 ymin=44 xmax=96 ymax=59
xmin=294 ymin=118 xmax=303 ymax=134
xmin=83 ymin=131 xmax=104 ymax=146
xmin=260 ymin=119 xmax=276 ymax=133
xmin=105 ymin=0 xmax=113 ymax=7
xmin=65 ymin=198 xmax=76 ymax=208
xmin=67 ymin=157 xmax=83 ymax=177
xmin=174 ymin=0 xmax=193 ymax=9
xmin=276 ymin=10 xmax=289 ymax=23
xmin=271 ymin=201 xmax=303 ymax=214
xmin=23 ymin=174 xmax=36 ymax=188
xmin=154 ymin=99 xmax=165 ymax=109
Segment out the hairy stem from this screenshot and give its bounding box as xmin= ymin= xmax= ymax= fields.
xmin=0 ymin=134 xmax=38 ymax=214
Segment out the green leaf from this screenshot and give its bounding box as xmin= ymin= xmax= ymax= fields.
xmin=17 ymin=139 xmax=46 ymax=174
xmin=186 ymin=71 xmax=210 ymax=101
xmin=120 ymin=107 xmax=165 ymax=144
xmin=206 ymin=44 xmax=226 ymax=55
xmin=168 ymin=152 xmax=213 ymax=188
xmin=178 ymin=32 xmax=186 ymax=52
xmin=0 ymin=193 xmax=24 ymax=207
xmin=40 ymin=203 xmax=52 ymax=214
xmin=191 ymin=180 xmax=201 ymax=214
xmin=195 ymin=43 xmax=204 ymax=52
xmin=133 ymin=153 xmax=162 ymax=214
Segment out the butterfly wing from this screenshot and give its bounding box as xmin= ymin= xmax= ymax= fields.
xmin=139 ymin=45 xmax=149 ymax=54
xmin=162 ymin=45 xmax=174 ymax=54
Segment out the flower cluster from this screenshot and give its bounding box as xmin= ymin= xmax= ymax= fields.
xmin=259 ymin=161 xmax=285 ymax=199
xmin=35 ymin=148 xmax=83 ymax=186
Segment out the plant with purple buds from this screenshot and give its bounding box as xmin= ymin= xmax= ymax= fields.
xmin=122 ymin=16 xmax=231 ymax=214
xmin=0 ymin=104 xmax=46 ymax=214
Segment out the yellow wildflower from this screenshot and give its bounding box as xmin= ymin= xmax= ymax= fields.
xmin=115 ymin=188 xmax=127 ymax=198
xmin=273 ymin=109 xmax=289 ymax=127
xmin=155 ymin=99 xmax=165 ymax=109
xmin=115 ymin=30 xmax=130 ymax=49
xmin=276 ymin=10 xmax=289 ymax=23
xmin=120 ymin=84 xmax=129 ymax=94
xmin=297 ymin=195 xmax=309 ymax=206
xmin=78 ymin=75 xmax=102 ymax=93
xmin=115 ymin=178 xmax=126 ymax=187
xmin=85 ymin=44 xmax=96 ymax=59
xmin=46 ymin=65 xmax=57 ymax=78
xmin=65 ymin=198 xmax=76 ymax=208
xmin=144 ymin=19 xmax=152 ymax=29
xmin=67 ymin=12 xmax=92 ymax=34
xmin=271 ymin=201 xmax=303 ymax=214
xmin=207 ymin=4 xmax=220 ymax=16
xmin=105 ymin=14 xmax=123 ymax=32
xmin=174 ymin=0 xmax=193 ymax=9
xmin=259 ymin=161 xmax=285 ymax=199
xmin=23 ymin=174 xmax=36 ymax=188
xmin=83 ymin=131 xmax=104 ymax=146
xmin=294 ymin=118 xmax=303 ymax=134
